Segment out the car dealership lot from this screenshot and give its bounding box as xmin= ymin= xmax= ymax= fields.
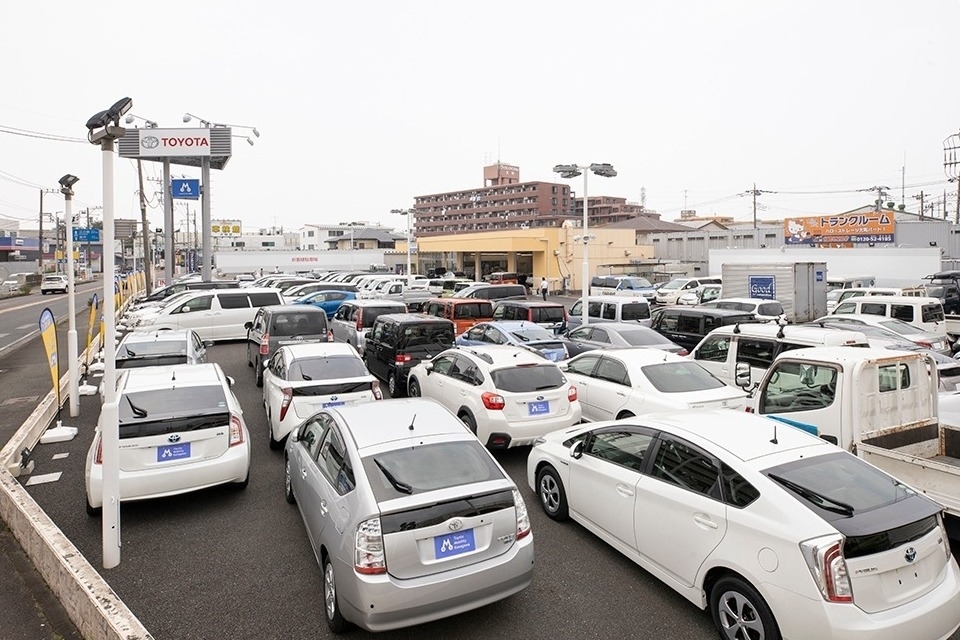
xmin=16 ymin=340 xmax=960 ymax=640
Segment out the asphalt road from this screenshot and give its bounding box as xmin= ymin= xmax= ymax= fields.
xmin=0 ymin=281 xmax=104 ymax=358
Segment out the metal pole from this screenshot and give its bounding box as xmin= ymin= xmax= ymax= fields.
xmin=100 ymin=137 xmax=121 ymax=569
xmin=201 ymin=157 xmax=212 ymax=280
xmin=581 ymin=170 xmax=589 ymax=328
xmin=406 ymin=211 xmax=412 ymax=287
xmin=38 ymin=190 xmax=44 ymax=272
xmin=65 ymin=192 xmax=79 ymax=417
xmin=163 ymin=160 xmax=173 ymax=279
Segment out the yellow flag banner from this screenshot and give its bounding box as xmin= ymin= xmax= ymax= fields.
xmin=39 ymin=308 xmax=60 ymax=406
xmin=86 ymin=293 xmax=99 ymax=358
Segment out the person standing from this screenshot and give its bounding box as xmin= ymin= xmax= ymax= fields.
xmin=540 ymin=276 xmax=549 ymax=301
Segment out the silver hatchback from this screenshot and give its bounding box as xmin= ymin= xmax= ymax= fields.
xmin=283 ymin=398 xmax=534 ymax=633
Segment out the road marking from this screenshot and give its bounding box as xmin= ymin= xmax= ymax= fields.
xmin=1 ymin=395 xmax=40 ymax=406
xmin=25 ymin=472 xmax=62 ymax=486
xmin=52 ymin=453 xmax=69 ymax=460
xmin=0 ymin=333 xmax=7 ymax=339
xmin=15 ymin=324 xmax=32 ymax=329
xmin=0 ymin=282 xmax=101 ymax=316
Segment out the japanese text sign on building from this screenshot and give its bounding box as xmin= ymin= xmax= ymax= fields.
xmin=783 ymin=213 xmax=895 ymax=246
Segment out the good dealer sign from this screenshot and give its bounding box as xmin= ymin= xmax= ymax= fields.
xmin=138 ymin=128 xmax=211 ymax=157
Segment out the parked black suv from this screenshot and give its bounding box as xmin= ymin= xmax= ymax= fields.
xmin=649 ymin=307 xmax=759 ymax=351
xmin=923 ymin=271 xmax=960 ymax=314
xmin=244 ymin=305 xmax=332 ymax=387
xmin=363 ymin=314 xmax=455 ymax=397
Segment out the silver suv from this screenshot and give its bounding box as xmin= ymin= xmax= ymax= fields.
xmin=40 ymin=274 xmax=68 ymax=294
xmin=283 ymin=398 xmax=534 ymax=633
xmin=329 ymin=299 xmax=406 ymax=352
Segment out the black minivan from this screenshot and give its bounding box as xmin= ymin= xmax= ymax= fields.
xmin=363 ymin=314 xmax=455 ymax=397
xmin=244 ymin=305 xmax=332 ymax=387
xmin=650 ymin=307 xmax=759 ymax=351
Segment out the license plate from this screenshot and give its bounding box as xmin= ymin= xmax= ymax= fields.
xmin=157 ymin=442 xmax=191 ymax=462
xmin=434 ymin=529 xmax=476 ymax=559
xmin=528 ymin=400 xmax=550 ymax=415
xmin=321 ymin=401 xmax=345 ymax=408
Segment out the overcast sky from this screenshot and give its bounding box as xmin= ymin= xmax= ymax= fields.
xmin=2 ymin=0 xmax=959 ymax=235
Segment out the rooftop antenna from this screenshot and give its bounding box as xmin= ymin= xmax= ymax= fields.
xmin=408 ymin=413 xmax=417 ymax=431
xmin=770 ymin=419 xmax=779 ymax=445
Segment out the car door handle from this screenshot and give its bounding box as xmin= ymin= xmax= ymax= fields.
xmin=693 ymin=514 xmax=718 ymax=529
xmin=616 ymin=391 xmax=626 ymax=397
xmin=616 ymin=484 xmax=634 ymax=498
xmin=300 ymin=467 xmax=307 ymax=479
xmin=320 ymin=500 xmax=329 ymax=516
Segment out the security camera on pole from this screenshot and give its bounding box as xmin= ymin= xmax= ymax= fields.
xmin=552 ymin=163 xmax=617 ymax=328
xmin=86 ymin=96 xmax=132 ymax=569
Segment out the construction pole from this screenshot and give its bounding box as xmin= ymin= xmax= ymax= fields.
xmin=136 ymin=159 xmax=153 ymax=294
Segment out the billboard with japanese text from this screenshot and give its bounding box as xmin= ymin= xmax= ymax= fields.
xmin=783 ymin=212 xmax=895 ymax=246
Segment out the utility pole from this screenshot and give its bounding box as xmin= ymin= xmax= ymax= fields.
xmin=38 ymin=188 xmax=59 ymax=272
xmin=742 ymin=184 xmax=764 ymax=231
xmin=136 ymin=158 xmax=153 ymax=293
xmin=914 ymin=191 xmax=925 ymax=221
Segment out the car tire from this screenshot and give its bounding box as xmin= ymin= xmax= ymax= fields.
xmin=458 ymin=411 xmax=477 ymax=434
xmin=536 ymin=465 xmax=569 ymax=521
xmin=408 ymin=377 xmax=421 ymax=397
xmin=388 ymin=372 xmax=404 ymax=397
xmin=268 ymin=421 xmax=282 ymax=451
xmin=246 ymin=344 xmax=253 ymax=367
xmin=709 ymin=575 xmax=781 ymax=640
xmin=284 ymin=456 xmax=296 ymax=504
xmin=617 ymin=411 xmax=635 ymax=420
xmin=323 ymin=554 xmax=349 ymax=634
xmin=255 ymin=361 xmax=263 ymax=388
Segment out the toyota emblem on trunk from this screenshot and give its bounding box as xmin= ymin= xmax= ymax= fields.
xmin=168 ymin=434 xmax=181 ymax=443
xmin=904 ymin=547 xmax=917 ymax=563
xmin=449 ymin=519 xmax=463 ymax=531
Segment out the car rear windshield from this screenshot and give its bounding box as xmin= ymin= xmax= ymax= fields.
xmin=362 ymin=440 xmax=505 ymax=500
xmin=360 ymin=306 xmax=404 ymax=328
xmin=398 ymin=324 xmax=454 ymax=348
xmin=118 ymin=385 xmax=228 ymax=438
xmin=619 ymin=329 xmax=671 ymax=347
xmin=491 ymin=364 xmax=566 ymax=392
xmin=620 ymin=303 xmax=651 ymax=321
xmin=270 ymin=312 xmax=327 ymax=335
xmin=289 ymin=356 xmax=367 ymax=381
xmin=641 ymin=362 xmax=726 ymax=392
xmin=118 ymin=340 xmax=187 ymax=358
xmin=117 ymin=355 xmax=189 ymax=368
xmin=532 ymin=307 xmax=565 ymax=323
xmin=510 ymin=327 xmax=556 ymax=342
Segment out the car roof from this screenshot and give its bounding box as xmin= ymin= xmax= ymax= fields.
xmin=279 ymin=342 xmax=359 ymax=358
xmin=331 ymin=398 xmax=468 ymax=449
xmin=710 ymin=322 xmax=868 ymax=343
xmin=120 ymin=329 xmax=195 ymax=343
xmin=453 ymin=344 xmax=552 ymax=367
xmin=636 ymin=410 xmax=830 ymax=463
xmin=482 ymin=321 xmax=552 ymax=332
xmin=572 ymin=347 xmax=687 ymax=364
xmin=774 ymin=345 xmax=930 ymax=365
xmin=660 ymin=307 xmax=754 ymax=318
xmin=119 ymin=362 xmax=225 ymax=391
xmin=708 ymin=297 xmax=777 ymax=305
xmin=261 ymin=304 xmax=328 ymax=314
xmin=577 ymin=322 xmax=658 ymax=333
xmin=495 ymin=300 xmax=563 ymax=308
xmin=378 ymin=313 xmax=454 ymax=324
xmin=576 ymin=296 xmax=650 ymax=304
xmin=841 ymin=295 xmax=941 ymax=304
xmin=342 ymin=299 xmax=406 ymax=307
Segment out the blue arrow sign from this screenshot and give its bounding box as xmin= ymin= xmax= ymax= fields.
xmin=171 ymin=179 xmax=201 ymax=200
xmin=72 ymin=228 xmax=101 ymax=242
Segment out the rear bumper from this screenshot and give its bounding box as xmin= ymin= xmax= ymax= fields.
xmin=337 ymin=534 xmax=534 ymax=632
xmin=478 ymin=406 xmax=582 ymax=449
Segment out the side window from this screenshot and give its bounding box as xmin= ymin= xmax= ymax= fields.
xmin=587 ymin=429 xmax=655 ymax=472
xmin=567 ymin=327 xmax=591 ymax=341
xmin=249 ymin=292 xmax=280 ymax=307
xmin=860 ymin=303 xmax=887 ymax=316
xmin=317 ymin=426 xmax=355 ymax=495
xmin=834 ymin=302 xmax=856 ymax=314
xmin=878 ymin=363 xmax=910 ymax=392
xmin=703 ymin=315 xmax=721 ymax=332
xmin=659 ymin=312 xmax=679 ymax=332
xmin=595 ymin=357 xmax=630 ymax=386
xmin=696 ymin=335 xmax=730 ymax=363
xmin=591 ymin=328 xmax=611 ymax=344
xmin=736 ymin=338 xmax=776 ymax=369
xmin=372 ymin=322 xmax=386 ymax=341
xmin=587 ymin=301 xmax=603 ymax=318
xmin=465 ymin=325 xmax=486 ymax=341
xmin=890 ymin=305 xmax=913 ymax=322
xmin=601 ymin=304 xmax=617 ymax=320
xmin=720 ymin=463 xmax=760 ymax=508
xmin=253 ymin=310 xmax=266 ymax=332
xmin=178 ymin=295 xmax=213 ymax=313
xmin=492 ymin=305 xmax=506 ymax=320
xmin=922 ymin=304 xmax=944 ymax=322
xmin=567 ymin=353 xmax=601 ymax=376
xmin=218 ymin=293 xmax=250 ymax=309
xmin=334 ymin=305 xmax=348 ymax=321
xmin=677 ymin=314 xmax=700 ymax=334
xmin=431 ymin=355 xmax=456 ymax=375
xmin=483 ymin=326 xmax=506 ymax=344
xmin=758 ymin=362 xmax=839 ymax=413
xmin=298 ymin=417 xmax=329 ymax=460
xmin=570 ymin=301 xmax=582 ymax=316
xmin=652 ymin=437 xmax=721 ymax=499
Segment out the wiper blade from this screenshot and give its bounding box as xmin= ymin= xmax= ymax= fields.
xmin=126 ymin=396 xmax=148 ymax=419
xmin=374 ymin=459 xmax=413 ymax=494
xmin=768 ymin=473 xmax=854 ymax=516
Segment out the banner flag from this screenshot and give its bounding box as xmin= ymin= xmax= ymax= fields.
xmin=39 ymin=308 xmax=60 ymax=407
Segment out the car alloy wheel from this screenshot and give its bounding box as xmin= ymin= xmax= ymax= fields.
xmin=408 ymin=378 xmax=421 ymax=397
xmin=323 ymin=555 xmax=347 ymax=632
xmin=284 ymin=456 xmax=295 ymax=504
xmin=536 ymin=466 xmax=569 ymax=521
xmin=710 ymin=576 xmax=780 ymax=640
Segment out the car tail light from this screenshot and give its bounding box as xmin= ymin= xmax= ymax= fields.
xmin=915 ymin=340 xmax=933 ymax=349
xmin=395 ymin=353 xmax=412 ymax=366
xmin=229 ymin=413 xmax=244 ymax=447
xmin=372 ymin=380 xmax=383 ymax=400
xmin=939 ymin=514 xmax=952 ymax=560
xmin=356 ymin=311 xmax=364 ymax=332
xmin=93 ymin=436 xmax=103 ymax=465
xmin=327 ymin=329 xmax=334 ymax=342
xmin=513 ymin=489 xmax=531 ymax=540
xmin=800 ymin=535 xmax=853 ymax=603
xmin=677 ymin=348 xmax=689 ymax=356
xmin=259 ymin=333 xmax=270 ymax=356
xmin=482 ymin=391 xmax=505 ymax=410
xmin=355 ymin=517 xmax=386 ymax=575
xmin=279 ymin=388 xmax=293 ymax=421
xmin=568 ymin=386 xmax=578 ymax=402
xmin=744 ymin=406 xmax=754 ymax=413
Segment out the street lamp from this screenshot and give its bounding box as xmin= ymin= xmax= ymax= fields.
xmin=552 ymin=163 xmax=617 ymax=327
xmin=390 ymin=208 xmax=414 ymax=287
xmin=86 ymin=96 xmax=132 ymax=570
xmin=59 ymin=174 xmax=80 ymax=418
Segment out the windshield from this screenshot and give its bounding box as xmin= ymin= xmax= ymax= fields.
xmin=118 ymin=340 xmax=187 ymax=359
xmin=289 ymin=356 xmax=367 ymax=380
xmin=619 ymin=277 xmax=652 ymax=290
xmin=618 ymin=329 xmax=673 ymax=347
xmin=877 ymin=318 xmax=925 ymax=335
xmin=660 ymin=278 xmax=687 ymax=291
xmin=640 ymin=362 xmax=726 ymax=392
xmin=510 ymin=327 xmax=556 ymax=342
xmin=363 ymin=441 xmax=505 ymax=500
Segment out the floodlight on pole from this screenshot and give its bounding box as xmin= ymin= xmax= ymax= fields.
xmin=87 ymin=97 xmax=131 ymax=569
xmin=552 ymin=162 xmax=617 ymax=328
xmin=58 ymin=174 xmax=81 ymax=418
xmin=124 ymin=114 xmax=158 ymax=128
xmin=391 ymin=208 xmax=415 ymax=287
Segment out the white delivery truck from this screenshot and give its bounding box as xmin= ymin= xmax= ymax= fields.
xmin=743 ymin=346 xmax=960 ymax=520
xmin=720 ymin=262 xmax=827 ymax=323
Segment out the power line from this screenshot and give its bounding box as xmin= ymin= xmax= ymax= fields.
xmin=0 ymin=123 xmax=86 ymax=144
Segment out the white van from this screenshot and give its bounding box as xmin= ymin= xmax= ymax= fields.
xmin=139 ymin=287 xmax=282 ymax=341
xmin=567 ymin=296 xmax=652 ymax=331
xmin=654 ymin=276 xmax=722 ymax=305
xmin=589 ymin=275 xmax=656 ymax=301
xmin=691 ymin=323 xmax=869 ymax=387
xmin=831 ymin=295 xmax=946 ymax=338
xmin=826 ymin=286 xmax=926 ymax=312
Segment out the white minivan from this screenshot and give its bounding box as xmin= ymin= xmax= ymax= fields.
xmin=655 ymin=276 xmax=722 ymax=305
xmin=138 ymin=287 xmax=282 ymax=341
xmin=832 ymin=294 xmax=946 ymax=338
xmin=691 ymin=322 xmax=869 ymax=387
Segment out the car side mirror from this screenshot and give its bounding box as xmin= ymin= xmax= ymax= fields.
xmin=226 ymin=376 xmax=235 ymax=387
xmin=734 ymin=362 xmax=751 ymax=388
xmin=364 ymin=330 xmax=373 ymax=340
xmin=820 ymin=434 xmax=839 ymax=446
xmin=244 ymin=321 xmax=254 ymax=330
xmin=557 ymin=362 xmax=569 ymax=372
xmin=425 ymin=362 xmax=434 ymax=375
xmin=569 ymin=440 xmax=584 ymax=459
xmin=204 ymin=341 xmax=214 ymax=347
